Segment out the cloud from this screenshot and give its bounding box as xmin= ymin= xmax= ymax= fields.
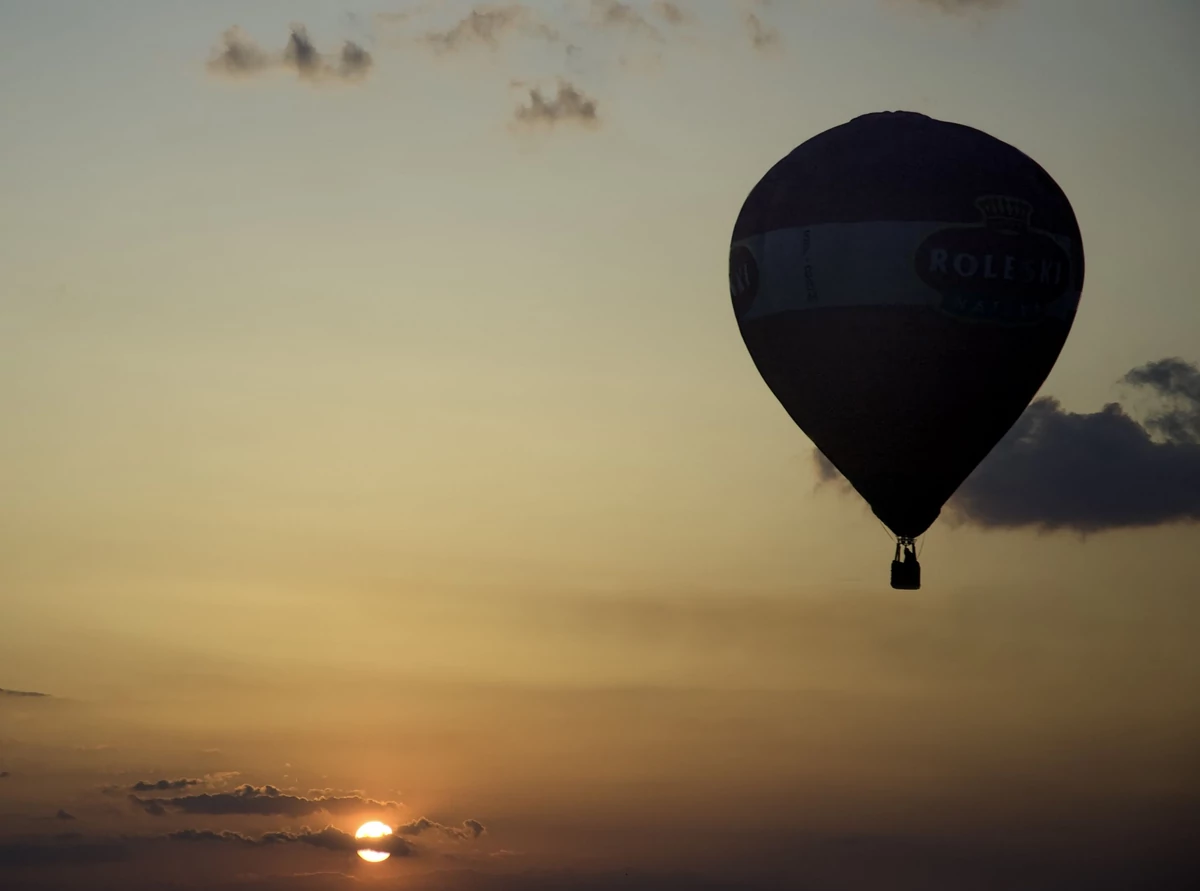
xmin=168 ymin=826 xmax=417 ymax=856
xmin=651 ymin=1 xmax=689 ymax=25
xmin=0 ymin=836 xmax=130 ymax=868
xmin=591 ymin=0 xmax=662 ymax=39
xmin=336 ymin=39 xmax=375 ymax=80
xmin=397 ymin=817 xmax=487 ymax=840
xmin=950 ymin=359 xmax=1200 ymax=532
xmin=129 ymin=783 xmax=398 ymax=818
xmin=815 ymin=358 xmax=1200 ymax=533
xmin=207 ymin=26 xmax=272 ymax=76
xmin=134 ymin=797 xmax=168 ymax=816
xmin=0 ymin=771 xmax=9 ymax=778
xmin=130 ymin=778 xmax=203 ymax=793
xmin=1128 ymin=357 xmax=1200 ymax=442
xmin=424 ymin=5 xmax=559 ymax=51
xmin=207 ymin=24 xmax=373 ymax=83
xmin=744 ymin=14 xmax=780 ymax=50
xmin=283 ymin=25 xmax=374 ymax=80
xmin=105 ymin=776 xmax=224 ymax=798
xmin=729 ymin=0 xmax=780 ymax=50
xmin=54 ymin=809 xmax=76 ymax=821
xmin=0 ymin=826 xmax=415 ymax=872
xmin=283 ymin=24 xmax=323 ymax=76
xmin=513 ymin=81 xmax=600 ymax=127
xmin=0 ymin=687 xmax=50 ymax=697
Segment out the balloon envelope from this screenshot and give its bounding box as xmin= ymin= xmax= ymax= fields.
xmin=730 ymin=112 xmax=1084 ymax=538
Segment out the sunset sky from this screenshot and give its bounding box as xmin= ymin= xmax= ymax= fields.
xmin=2 ymin=1 xmax=1199 ymax=889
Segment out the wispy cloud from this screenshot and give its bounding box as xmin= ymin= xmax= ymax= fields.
xmin=206 ymin=26 xmax=272 ymax=76
xmin=651 ymin=1 xmax=690 ymax=26
xmin=738 ymin=0 xmax=781 ymax=50
xmin=207 ymin=25 xmax=373 ymax=84
xmin=398 ymin=817 xmax=487 ymax=840
xmin=131 ymin=778 xmax=204 ymax=793
xmin=591 ymin=0 xmax=662 ymax=39
xmin=129 ymin=783 xmax=398 ymax=818
xmin=513 ymin=80 xmax=600 ymax=127
xmin=424 ymin=4 xmax=559 ymax=52
xmin=744 ymin=13 xmax=780 ymax=50
xmin=0 ymin=687 xmax=50 ymax=698
xmin=365 ymin=2 xmax=778 ymax=129
xmin=103 ymin=772 xmax=237 ymax=797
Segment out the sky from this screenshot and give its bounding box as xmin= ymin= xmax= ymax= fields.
xmin=1 ymin=0 xmax=1199 ymax=888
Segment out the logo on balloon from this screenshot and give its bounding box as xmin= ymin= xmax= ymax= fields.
xmin=729 ymin=245 xmax=760 ymax=319
xmin=915 ymin=195 xmax=1072 ymax=325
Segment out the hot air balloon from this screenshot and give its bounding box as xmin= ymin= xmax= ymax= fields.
xmin=729 ymin=112 xmax=1084 ymax=589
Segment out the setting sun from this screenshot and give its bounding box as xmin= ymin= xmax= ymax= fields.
xmin=355 ymin=821 xmax=393 ymax=863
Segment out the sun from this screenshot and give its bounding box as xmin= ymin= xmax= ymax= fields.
xmin=355 ymin=821 xmax=393 ymax=863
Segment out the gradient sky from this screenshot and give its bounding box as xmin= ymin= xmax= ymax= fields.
xmin=2 ymin=2 xmax=1199 ymax=889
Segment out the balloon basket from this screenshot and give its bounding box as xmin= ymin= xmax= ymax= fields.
xmin=890 ymin=538 xmax=921 ymax=590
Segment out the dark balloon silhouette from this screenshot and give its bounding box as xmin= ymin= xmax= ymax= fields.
xmin=729 ymin=111 xmax=1085 ymax=588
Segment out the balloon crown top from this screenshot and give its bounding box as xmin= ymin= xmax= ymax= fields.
xmin=974 ymin=195 xmax=1034 ymax=232
xmin=853 ymin=110 xmax=932 ymax=122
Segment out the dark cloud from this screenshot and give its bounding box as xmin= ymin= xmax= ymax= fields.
xmin=425 ymin=5 xmax=559 ymax=51
xmin=283 ymin=24 xmax=323 ymax=76
xmin=135 ymin=797 xmax=168 ymax=816
xmin=1127 ymin=357 xmax=1200 ymax=442
xmin=815 ymin=358 xmax=1200 ymax=533
xmin=168 ymin=825 xmax=416 ymax=856
xmin=950 ymin=359 xmax=1200 ymax=531
xmin=0 ymin=826 xmax=414 ymax=872
xmin=0 ymin=771 xmax=9 ymax=778
xmin=398 ymin=817 xmax=487 ymax=840
xmin=129 ymin=783 xmax=398 ymax=818
xmin=0 ymin=687 xmax=50 ymax=697
xmin=54 ymin=809 xmax=76 ymax=821
xmin=130 ymin=778 xmax=203 ymax=793
xmin=513 ymin=81 xmax=600 ymax=127
xmin=207 ymin=24 xmax=373 ymax=83
xmin=0 ymin=836 xmax=130 ymax=868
